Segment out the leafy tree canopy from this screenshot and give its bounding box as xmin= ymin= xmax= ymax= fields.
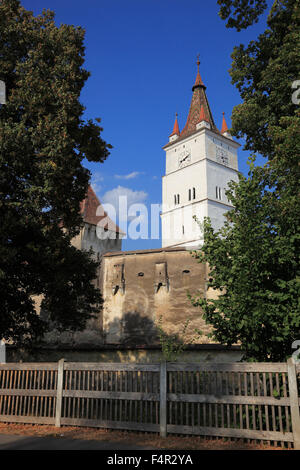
xmin=192 ymin=0 xmax=300 ymax=361
xmin=0 ymin=0 xmax=111 ymax=345
xmin=229 ymin=0 xmax=300 ymax=159
xmin=218 ymin=0 xmax=268 ymax=31
xmin=191 ymin=162 xmax=300 ymax=361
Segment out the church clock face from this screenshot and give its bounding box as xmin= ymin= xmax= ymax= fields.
xmin=178 ymin=149 xmax=191 ymax=168
xmin=216 ymin=146 xmax=228 ymax=166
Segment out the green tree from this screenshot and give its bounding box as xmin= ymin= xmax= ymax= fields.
xmin=191 ymin=0 xmax=300 ymax=361
xmin=0 ymin=0 xmax=111 ymax=345
xmin=217 ymin=0 xmax=268 ymax=31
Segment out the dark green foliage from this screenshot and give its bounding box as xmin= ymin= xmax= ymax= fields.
xmin=191 ymin=161 xmax=300 ymax=361
xmin=229 ymin=0 xmax=300 ymax=159
xmin=191 ymin=0 xmax=300 ymax=361
xmin=0 ymin=1 xmax=110 ymax=344
xmin=217 ymin=0 xmax=268 ymax=31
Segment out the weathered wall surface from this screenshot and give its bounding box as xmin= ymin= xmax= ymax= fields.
xmin=6 ymin=345 xmax=242 ymax=363
xmin=102 ymin=247 xmax=214 ymax=345
xmin=13 ymin=246 xmax=242 ymax=362
xmin=35 ymin=247 xmax=227 ymax=356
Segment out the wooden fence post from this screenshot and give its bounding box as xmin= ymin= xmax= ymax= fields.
xmin=287 ymin=357 xmax=300 ymax=450
xmin=55 ymin=358 xmax=65 ymax=428
xmin=0 ymin=340 xmax=6 ymax=364
xmin=160 ymin=361 xmax=167 ymax=437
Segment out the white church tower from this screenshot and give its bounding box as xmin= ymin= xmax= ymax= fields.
xmin=161 ymin=58 xmax=240 ymax=248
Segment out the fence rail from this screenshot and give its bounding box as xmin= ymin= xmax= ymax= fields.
xmin=0 ymin=359 xmax=299 ymax=448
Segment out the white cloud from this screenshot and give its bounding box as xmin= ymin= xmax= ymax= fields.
xmin=102 ymin=185 xmax=147 ymax=207
xmin=91 ymin=172 xmax=104 ymax=193
xmin=101 ymin=185 xmax=148 ymax=222
xmin=114 ymin=171 xmax=144 ymax=180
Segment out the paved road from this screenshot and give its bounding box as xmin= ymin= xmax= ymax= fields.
xmin=0 ymin=433 xmax=154 ymax=450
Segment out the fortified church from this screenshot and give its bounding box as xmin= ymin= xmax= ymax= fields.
xmin=31 ymin=60 xmax=241 ymax=361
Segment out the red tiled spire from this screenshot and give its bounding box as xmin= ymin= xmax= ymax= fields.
xmin=180 ymin=56 xmax=217 ymax=138
xmin=169 ymin=112 xmax=180 ymax=137
xmin=199 ymin=104 xmax=209 ymax=123
xmin=80 ymin=185 xmax=125 ymax=235
xmin=193 ymin=55 xmax=205 ymax=90
xmin=221 ymin=112 xmax=229 ymax=134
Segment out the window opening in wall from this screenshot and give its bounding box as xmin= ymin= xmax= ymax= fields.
xmin=112 ymin=263 xmax=125 ymax=295
xmin=114 ymin=285 xmax=119 ymax=295
xmin=182 ymin=225 xmax=185 ymax=235
xmin=174 ymin=194 xmax=180 ymax=205
xmin=193 ymin=187 xmax=196 ymax=199
xmin=154 ymin=262 xmax=169 ymax=293
xmin=188 ymin=189 xmax=191 ymax=201
xmin=215 ymin=186 xmax=222 ymax=200
xmin=156 ymin=282 xmax=163 ymax=292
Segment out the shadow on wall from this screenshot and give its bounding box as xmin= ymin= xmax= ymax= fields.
xmin=104 ymin=311 xmax=192 ymax=356
xmin=105 ymin=312 xmax=159 ymax=346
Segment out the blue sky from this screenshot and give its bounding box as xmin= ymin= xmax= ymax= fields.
xmin=22 ymin=0 xmax=270 ymax=250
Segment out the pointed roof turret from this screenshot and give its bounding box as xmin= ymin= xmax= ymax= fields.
xmin=221 ymin=111 xmax=229 ymax=134
xmin=180 ymin=56 xmax=217 ymax=138
xmin=193 ymin=55 xmax=205 ymax=90
xmin=169 ymin=112 xmax=180 ymax=137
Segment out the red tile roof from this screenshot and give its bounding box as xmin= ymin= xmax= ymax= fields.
xmin=80 ymin=185 xmax=125 ymax=235
xmin=221 ymin=111 xmax=229 ymax=134
xmin=169 ymin=113 xmax=180 ymax=137
xmin=199 ymin=104 xmax=209 ymax=123
xmin=180 ymin=66 xmax=218 ymax=139
xmin=193 ymin=70 xmax=204 ymax=89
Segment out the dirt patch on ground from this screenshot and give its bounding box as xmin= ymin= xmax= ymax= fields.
xmin=0 ymin=423 xmax=289 ymax=450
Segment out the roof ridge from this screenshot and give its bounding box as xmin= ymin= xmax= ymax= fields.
xmin=80 ymin=185 xmax=125 ymax=235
